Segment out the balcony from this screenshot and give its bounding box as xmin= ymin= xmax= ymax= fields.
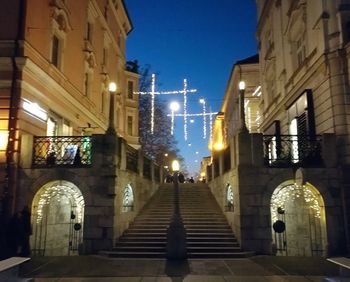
xmin=32 ymin=136 xmax=92 ymax=168
xmin=263 ymin=135 xmax=323 ymax=168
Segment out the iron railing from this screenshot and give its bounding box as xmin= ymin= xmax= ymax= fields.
xmin=263 ymin=135 xmax=323 ymax=167
xmin=126 ymin=144 xmax=138 ymax=172
xmin=32 ymin=136 xmax=92 ymax=168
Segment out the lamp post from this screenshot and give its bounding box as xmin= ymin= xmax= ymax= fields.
xmin=170 ymin=101 xmax=180 ymax=135
xmin=199 ymin=98 xmax=206 ymax=139
xmin=166 ymin=159 xmax=187 ymax=260
xmin=107 ymin=82 xmax=117 ymax=135
xmin=239 ymin=81 xmax=248 ymax=132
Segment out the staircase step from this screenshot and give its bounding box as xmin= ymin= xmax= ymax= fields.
xmin=100 ymin=183 xmax=252 ymax=259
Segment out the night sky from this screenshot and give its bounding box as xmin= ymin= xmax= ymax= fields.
xmin=125 ymin=0 xmax=258 ymax=175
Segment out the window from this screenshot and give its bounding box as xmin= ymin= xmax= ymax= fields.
xmin=127 ymin=81 xmax=133 ymax=99
xmin=127 ymin=116 xmax=133 ymax=136
xmin=51 ymin=35 xmax=60 ymax=67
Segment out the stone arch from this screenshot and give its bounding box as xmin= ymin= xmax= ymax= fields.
xmin=31 ymin=180 xmax=85 ymax=256
xmin=122 ymin=183 xmax=134 ymax=212
xmin=270 ymin=180 xmax=327 ymax=256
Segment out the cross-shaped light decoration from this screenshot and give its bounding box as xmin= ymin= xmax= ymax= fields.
xmin=134 ymin=74 xmax=197 ymax=136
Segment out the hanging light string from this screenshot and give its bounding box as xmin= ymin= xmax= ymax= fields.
xmin=201 ymin=99 xmax=207 ymax=139
xmin=171 ymin=111 xmax=175 ymax=135
xmin=183 ymin=79 xmax=188 ymax=141
xmin=167 ymin=113 xmax=217 ymax=117
xmin=151 ymin=74 xmax=156 ymax=134
xmin=209 ymin=108 xmax=213 ymax=145
xmin=133 ymin=74 xmax=197 ymax=135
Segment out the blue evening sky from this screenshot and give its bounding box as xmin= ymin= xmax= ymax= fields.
xmin=125 ymin=0 xmax=258 ymax=175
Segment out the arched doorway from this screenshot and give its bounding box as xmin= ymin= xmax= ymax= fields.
xmin=31 ymin=180 xmax=84 ymax=256
xmin=270 ymin=181 xmax=327 ymax=256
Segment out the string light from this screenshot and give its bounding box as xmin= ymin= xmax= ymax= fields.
xmin=168 ymin=113 xmax=217 ymax=117
xmin=133 ymin=74 xmax=197 ymax=135
xmin=151 ymin=74 xmax=155 ymax=134
xmin=270 ymin=183 xmax=322 ymax=223
xmin=199 ymin=98 xmax=206 ymax=139
xmin=183 ymin=79 xmax=188 ymax=141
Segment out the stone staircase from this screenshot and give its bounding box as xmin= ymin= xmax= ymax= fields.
xmin=101 ymin=183 xmax=252 ymax=258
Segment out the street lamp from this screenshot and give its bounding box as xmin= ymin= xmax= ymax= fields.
xmin=170 ymin=101 xmax=180 ymax=135
xmin=199 ymin=98 xmax=207 ymax=138
xmin=172 ymin=159 xmax=180 ymax=172
xmin=107 ymin=82 xmax=117 ymax=135
xmin=239 ymin=81 xmax=248 ymax=132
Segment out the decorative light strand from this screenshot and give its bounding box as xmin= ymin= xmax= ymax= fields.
xmin=171 ymin=111 xmax=175 ymax=135
xmin=184 ymin=79 xmax=188 ymax=141
xmin=135 ymin=90 xmax=197 ymax=95
xmin=201 ymin=99 xmax=207 ymax=139
xmin=133 ymin=74 xmax=197 ymax=135
xmin=270 ymin=183 xmax=322 ymax=223
xmin=166 ymin=112 xmax=218 ymax=117
xmin=151 ymin=74 xmax=155 ymax=134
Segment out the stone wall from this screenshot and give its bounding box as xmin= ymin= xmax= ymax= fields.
xmin=208 ymin=132 xmax=346 ymax=255
xmin=16 ymin=134 xmax=161 ymax=254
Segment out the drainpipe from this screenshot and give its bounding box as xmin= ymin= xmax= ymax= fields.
xmin=2 ymin=0 xmax=26 ymax=218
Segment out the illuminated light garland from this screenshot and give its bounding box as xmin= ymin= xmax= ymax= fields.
xmin=135 ymin=89 xmax=197 ymax=95
xmin=166 ymin=112 xmax=218 ymax=117
xmin=36 ymin=183 xmax=84 ymax=224
xmin=133 ymin=74 xmax=197 ymax=135
xmin=209 ymin=108 xmax=213 ymax=145
xmin=270 ymin=183 xmax=322 ymax=223
xmin=199 ymin=98 xmax=207 ymax=139
xmin=151 ymin=74 xmax=155 ymax=134
xmin=184 ymin=79 xmax=188 ymax=141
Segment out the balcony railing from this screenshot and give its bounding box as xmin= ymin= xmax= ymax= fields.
xmin=32 ymin=136 xmax=92 ymax=168
xmin=263 ymin=135 xmax=323 ymax=167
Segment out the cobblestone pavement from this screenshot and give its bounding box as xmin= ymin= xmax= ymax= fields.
xmin=17 ymin=255 xmax=348 ymax=282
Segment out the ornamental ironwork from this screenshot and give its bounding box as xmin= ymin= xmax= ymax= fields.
xmin=263 ymin=135 xmax=322 ymax=167
xmin=32 ymin=136 xmax=92 ymax=168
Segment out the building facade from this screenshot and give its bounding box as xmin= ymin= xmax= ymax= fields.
xmin=208 ymin=0 xmax=350 ymax=256
xmin=0 ymin=0 xmax=159 ymax=256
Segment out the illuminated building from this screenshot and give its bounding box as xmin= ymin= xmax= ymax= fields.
xmin=0 ymin=0 xmax=157 ymax=256
xmin=207 ymin=1 xmax=350 ymax=256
